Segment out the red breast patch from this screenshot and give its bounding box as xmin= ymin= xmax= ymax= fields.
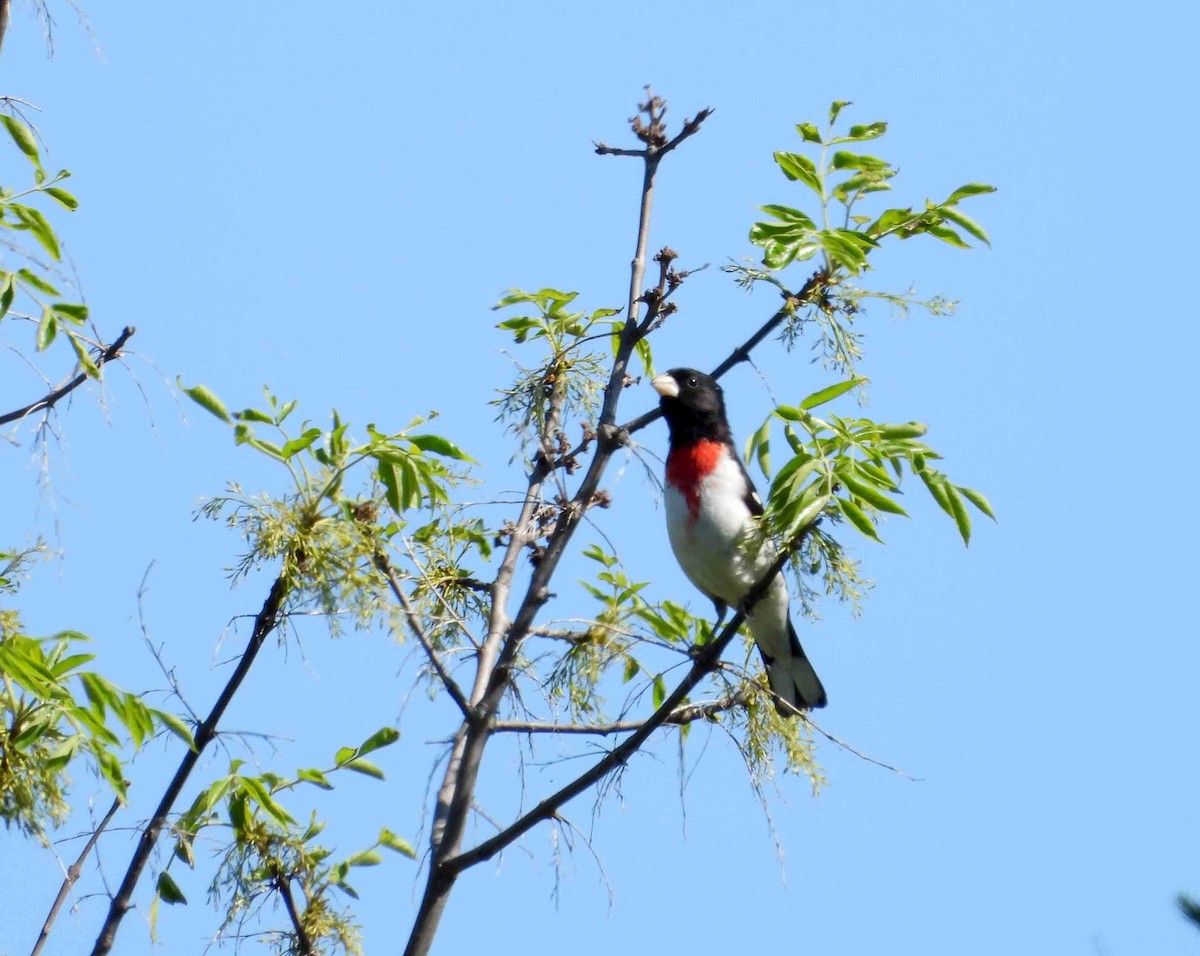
xmin=666 ymin=440 xmax=724 ymax=520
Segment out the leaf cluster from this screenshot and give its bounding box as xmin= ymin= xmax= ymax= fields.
xmin=492 ymin=288 xmax=623 ymax=454
xmin=182 ymin=385 xmax=474 ymax=636
xmin=737 ymin=102 xmax=995 ymax=376
xmin=1 ymin=553 xmax=193 ymax=836
xmin=0 ymin=111 xmax=99 ymax=380
xmin=156 ymin=728 xmax=413 ymax=954
xmin=744 ymin=377 xmax=995 ymax=562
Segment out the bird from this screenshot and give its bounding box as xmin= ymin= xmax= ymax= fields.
xmin=652 ymin=367 xmax=827 ymax=713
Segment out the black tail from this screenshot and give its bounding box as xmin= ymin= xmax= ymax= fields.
xmin=763 ymin=620 xmax=827 ymax=714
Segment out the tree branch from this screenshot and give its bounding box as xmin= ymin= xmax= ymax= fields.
xmin=374 ymin=553 xmax=472 ymax=720
xmin=31 ymin=797 xmax=121 ymax=956
xmin=491 ymin=687 xmax=753 ymax=736
xmin=0 ymin=325 xmax=136 ymax=427
xmin=620 ymin=270 xmax=829 ymax=436
xmin=274 ymin=871 xmax=314 ymax=956
xmin=401 ymin=93 xmax=709 ymax=956
xmin=90 ymin=574 xmax=288 ymax=956
xmin=444 ymin=533 xmax=807 ymax=875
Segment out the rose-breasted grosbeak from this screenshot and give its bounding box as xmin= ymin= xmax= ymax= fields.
xmin=652 ymin=368 xmax=827 ymax=713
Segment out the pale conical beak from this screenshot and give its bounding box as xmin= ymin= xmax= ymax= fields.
xmin=651 ymin=373 xmax=679 ymax=398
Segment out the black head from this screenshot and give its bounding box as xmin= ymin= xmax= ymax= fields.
xmin=651 ymin=368 xmax=732 ymax=446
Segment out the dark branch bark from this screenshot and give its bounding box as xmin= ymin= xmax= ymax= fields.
xmin=90 ymin=574 xmax=288 ymax=956
xmin=0 ymin=326 xmax=136 ymax=427
xmin=275 ymin=872 xmax=314 ymax=956
xmin=31 ymin=798 xmax=121 ymax=956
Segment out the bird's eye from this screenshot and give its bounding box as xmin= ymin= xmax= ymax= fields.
xmin=687 ymin=376 xmax=698 ymax=387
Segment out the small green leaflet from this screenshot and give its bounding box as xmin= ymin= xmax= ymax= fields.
xmin=179 ymin=380 xmax=232 ymax=423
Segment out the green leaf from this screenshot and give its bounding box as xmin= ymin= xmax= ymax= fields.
xmin=945 ymin=484 xmax=972 ymax=545
xmin=946 ymin=182 xmax=997 ymax=204
xmin=156 ymin=871 xmax=188 ymax=905
xmin=829 ymin=101 xmax=852 ymax=126
xmin=652 ymin=674 xmax=667 ymax=710
xmin=409 ymin=433 xmax=472 ymax=461
xmin=927 ymin=223 xmax=969 ymax=248
xmin=844 ymin=121 xmax=887 ymax=142
xmin=238 ymin=776 xmax=295 ymax=827
xmin=356 ymin=726 xmax=399 ymax=756
xmin=744 ymin=417 xmax=771 ymax=479
xmin=920 ymin=470 xmax=954 ymax=518
xmin=342 ymin=758 xmax=384 ymax=779
xmin=0 ymin=274 xmax=14 ymax=319
xmin=378 ymin=459 xmax=401 ymax=514
xmin=831 ymin=151 xmax=890 ymax=172
xmin=773 ymin=151 xmax=822 ymax=195
xmin=43 ymin=186 xmax=78 ymax=210
xmin=839 ymin=470 xmax=908 ymax=516
xmin=799 ymin=377 xmax=862 ymax=410
xmin=796 ymin=121 xmax=822 ymax=143
xmin=52 ymin=302 xmax=89 ymax=324
xmin=2 ymin=115 xmax=41 ymax=166
xmin=19 ymin=205 xmax=62 ymax=260
xmin=378 ymin=828 xmax=417 ymax=858
xmin=36 ymin=307 xmax=57 ymax=351
xmin=879 ymin=422 xmax=928 ymax=439
xmin=622 ymin=656 xmax=639 ymax=682
xmin=154 ymin=711 xmax=197 ymax=752
xmin=836 ymin=496 xmax=881 ymax=542
xmin=179 ymin=380 xmax=232 ymax=424
xmin=16 ymin=268 xmax=59 ymax=296
xmin=95 ymin=747 xmax=128 ymax=801
xmin=634 ymin=335 xmax=654 ymax=377
xmin=233 ymin=407 xmax=274 ymax=424
xmin=758 ymin=204 xmax=817 ymax=227
xmin=346 ymin=849 xmax=384 ymax=867
xmin=298 ymin=768 xmax=334 ymax=790
xmin=938 ymin=204 xmax=990 ymax=246
xmin=67 ymin=331 xmax=101 ymax=379
xmin=50 ymin=652 xmax=96 ymax=677
xmin=957 ymin=485 xmax=996 ymax=522
xmin=281 ymin=427 xmax=322 ymax=459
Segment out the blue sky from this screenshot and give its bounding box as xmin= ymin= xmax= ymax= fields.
xmin=2 ymin=2 xmax=1198 ymax=954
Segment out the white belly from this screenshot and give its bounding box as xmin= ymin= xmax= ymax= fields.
xmin=664 ymin=455 xmax=778 ymax=607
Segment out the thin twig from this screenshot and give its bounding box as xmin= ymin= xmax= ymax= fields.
xmin=806 ymin=719 xmax=921 ymax=780
xmin=0 ymin=326 xmax=136 ymax=427
xmin=375 ymin=553 xmax=472 ymax=720
xmin=31 ymin=798 xmax=122 ymax=956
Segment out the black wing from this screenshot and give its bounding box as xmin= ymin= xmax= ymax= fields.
xmin=729 ymin=441 xmax=765 ymax=517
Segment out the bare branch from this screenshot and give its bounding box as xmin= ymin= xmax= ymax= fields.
xmin=375 ymin=553 xmax=472 ymax=720
xmin=90 ymin=574 xmax=289 ymax=956
xmin=0 ymin=326 xmax=136 ymax=428
xmin=31 ymin=798 xmax=121 ymax=956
